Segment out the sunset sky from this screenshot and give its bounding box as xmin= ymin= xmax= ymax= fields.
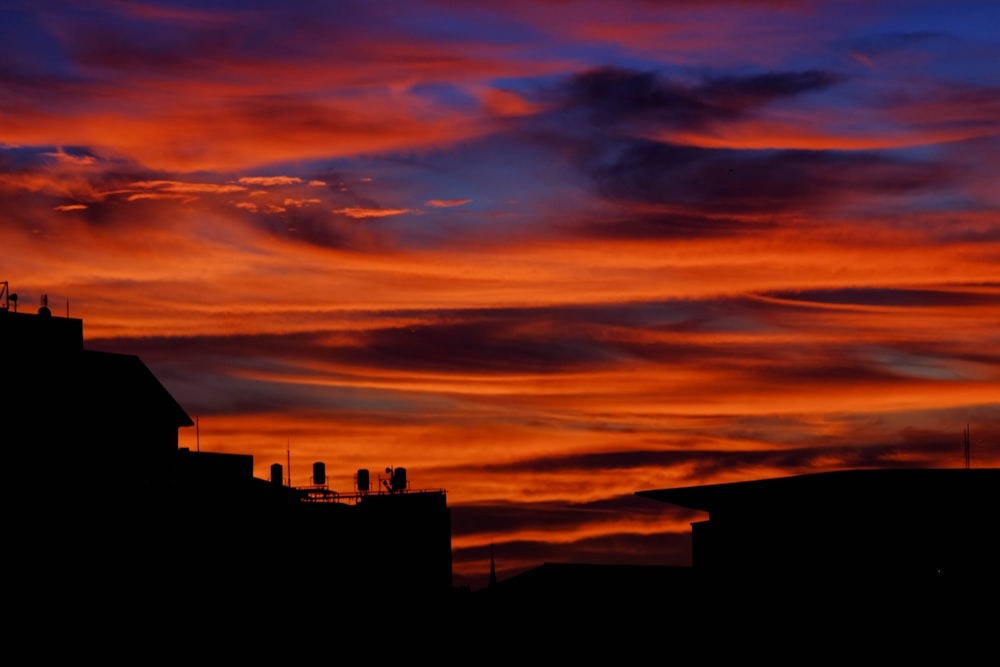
xmin=3 ymin=0 xmax=999 ymax=589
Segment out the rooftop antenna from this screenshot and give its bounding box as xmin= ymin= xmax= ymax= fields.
xmin=287 ymin=440 xmax=291 ymax=486
xmin=489 ymin=543 xmax=497 ymax=590
xmin=964 ymin=425 xmax=971 ymax=469
xmin=0 ymin=282 xmax=15 ymax=312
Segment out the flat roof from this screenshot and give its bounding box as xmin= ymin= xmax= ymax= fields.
xmin=636 ymin=468 xmax=1000 ymax=513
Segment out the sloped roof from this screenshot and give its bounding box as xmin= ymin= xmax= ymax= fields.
xmin=3 ymin=308 xmax=192 ymax=429
xmin=7 ymin=349 xmax=193 ymax=430
xmin=79 ymin=350 xmax=193 ymax=427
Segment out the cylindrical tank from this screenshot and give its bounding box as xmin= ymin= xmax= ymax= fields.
xmin=392 ymin=467 xmax=407 ymax=492
xmin=357 ymin=468 xmax=370 ymax=492
xmin=270 ymin=463 xmax=283 ymax=485
xmin=313 ymin=461 xmax=326 ymax=485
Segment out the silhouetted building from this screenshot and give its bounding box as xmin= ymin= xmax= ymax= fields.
xmin=484 ymin=561 xmax=694 ymax=603
xmin=175 ymin=451 xmax=452 ymax=603
xmin=4 ymin=301 xmax=197 ymax=611
xmin=638 ymin=468 xmax=1000 ymax=587
xmin=3 ymin=306 xmax=192 ymax=485
xmin=3 ymin=301 xmax=452 ymax=608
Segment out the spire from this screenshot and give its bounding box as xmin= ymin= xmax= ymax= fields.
xmin=489 ymin=542 xmax=497 ymax=590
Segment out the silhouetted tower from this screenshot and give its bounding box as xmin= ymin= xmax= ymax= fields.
xmin=0 ymin=282 xmax=17 ymax=312
xmin=964 ymin=425 xmax=971 ymax=469
xmin=489 ymin=542 xmax=497 ymax=590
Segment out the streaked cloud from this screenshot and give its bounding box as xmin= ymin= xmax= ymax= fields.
xmin=3 ymin=0 xmax=999 ymax=591
xmin=333 ymin=207 xmax=412 ymax=218
xmin=41 ymin=148 xmax=98 ymax=166
xmin=238 ymin=176 xmax=304 ymax=186
xmin=130 ymin=180 xmax=247 ymax=195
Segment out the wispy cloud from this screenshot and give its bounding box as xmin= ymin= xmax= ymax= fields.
xmin=238 ymin=176 xmax=304 ymax=186
xmin=426 ymin=199 xmax=472 ymax=208
xmin=130 ymin=180 xmax=247 ymax=195
xmin=4 ymin=0 xmax=1000 ymax=589
xmin=333 ymin=207 xmax=412 ymax=218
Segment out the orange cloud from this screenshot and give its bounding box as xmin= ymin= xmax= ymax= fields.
xmin=126 ymin=193 xmax=189 ymax=201
xmin=130 ymin=180 xmax=247 ymax=194
xmin=41 ymin=148 xmax=98 ymax=166
xmin=480 ymin=88 xmax=540 ymax=118
xmin=5 ymin=0 xmax=999 ymax=591
xmin=237 ymin=176 xmax=304 ymax=186
xmin=333 ymin=207 xmax=411 ymax=218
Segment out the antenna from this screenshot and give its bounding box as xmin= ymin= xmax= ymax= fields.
xmin=287 ymin=440 xmax=291 ymax=486
xmin=489 ymin=542 xmax=497 ymax=590
xmin=964 ymin=425 xmax=971 ymax=469
xmin=0 ymin=282 xmax=15 ymax=311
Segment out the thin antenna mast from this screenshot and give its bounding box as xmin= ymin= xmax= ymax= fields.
xmin=287 ymin=440 xmax=291 ymax=486
xmin=964 ymin=425 xmax=971 ymax=469
xmin=0 ymin=282 xmax=15 ymax=311
xmin=489 ymin=542 xmax=497 ymax=590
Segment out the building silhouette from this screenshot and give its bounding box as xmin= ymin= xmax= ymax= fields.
xmin=637 ymin=468 xmax=999 ymax=587
xmin=2 ymin=296 xmax=452 ymax=614
xmin=6 ymin=289 xmax=996 ymax=646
